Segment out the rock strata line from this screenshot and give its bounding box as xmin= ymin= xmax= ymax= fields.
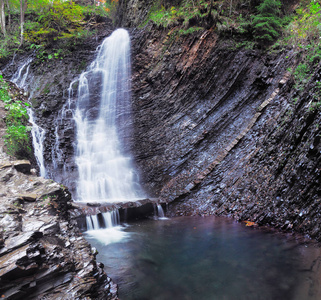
xmin=160 ymin=71 xmax=291 ymax=203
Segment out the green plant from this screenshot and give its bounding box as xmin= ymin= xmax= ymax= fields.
xmin=5 ymin=101 xmax=29 ymax=125
xmin=293 ymin=63 xmax=310 ymax=85
xmin=0 ymin=75 xmax=31 ymax=158
xmin=147 ymin=0 xmax=212 ymax=31
xmin=252 ymin=0 xmax=282 ymax=44
xmin=0 ymin=76 xmax=11 ymax=103
xmin=178 ymin=26 xmax=203 ymax=35
xmin=4 ymin=125 xmax=31 ymax=158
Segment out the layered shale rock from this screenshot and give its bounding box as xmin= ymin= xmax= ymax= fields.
xmin=0 ymin=152 xmax=118 ymax=299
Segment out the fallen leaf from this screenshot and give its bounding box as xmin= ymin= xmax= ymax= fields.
xmin=244 ymin=221 xmax=257 ymax=227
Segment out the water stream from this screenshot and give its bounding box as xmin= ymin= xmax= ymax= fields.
xmin=28 ymin=108 xmax=47 ymax=177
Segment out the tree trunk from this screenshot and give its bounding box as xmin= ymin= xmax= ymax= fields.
xmin=20 ymin=0 xmax=27 ymax=45
xmin=5 ymin=0 xmax=10 ymax=28
xmin=0 ymin=0 xmax=6 ymax=37
xmin=229 ymin=0 xmax=233 ymax=16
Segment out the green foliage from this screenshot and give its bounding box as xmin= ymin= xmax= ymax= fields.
xmin=285 ymin=1 xmax=321 ymax=46
xmin=24 ymin=1 xmax=85 ymax=45
xmin=5 ymin=101 xmax=29 ymax=125
xmin=147 ymin=0 xmax=213 ymax=33
xmin=4 ymin=125 xmax=31 ymax=158
xmin=0 ymin=0 xmax=113 ymax=59
xmin=0 ymin=75 xmax=31 ymax=158
xmin=178 ymin=26 xmax=203 ymax=35
xmin=145 ymin=0 xmax=292 ymax=46
xmin=293 ymin=63 xmax=310 ymax=86
xmin=0 ymin=34 xmax=20 ymax=59
xmin=0 ymin=76 xmax=11 ymax=103
xmin=252 ymin=0 xmax=282 ymax=43
xmin=282 ymin=2 xmax=321 ymax=110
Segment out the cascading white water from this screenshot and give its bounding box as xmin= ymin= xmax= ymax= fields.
xmin=28 ymin=109 xmax=46 ymax=177
xmin=74 ymin=28 xmax=144 ymax=204
xmin=11 ymin=57 xmax=33 ymax=88
xmin=157 ymin=204 xmax=167 ymax=219
xmin=85 ymin=210 xmax=128 ymax=245
xmin=86 ymin=210 xmax=120 ymax=230
xmin=11 ymin=58 xmax=47 ymax=177
xmin=153 ymin=203 xmax=167 ymax=220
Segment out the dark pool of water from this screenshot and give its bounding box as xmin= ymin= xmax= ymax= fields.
xmin=85 ymin=216 xmax=321 ymax=300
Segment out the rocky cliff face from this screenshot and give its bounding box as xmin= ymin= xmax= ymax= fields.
xmin=129 ymin=25 xmax=293 ymax=195
xmin=119 ymin=3 xmax=321 ymax=240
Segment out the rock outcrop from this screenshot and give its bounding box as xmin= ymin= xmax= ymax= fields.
xmin=0 ymin=151 xmax=118 ymax=299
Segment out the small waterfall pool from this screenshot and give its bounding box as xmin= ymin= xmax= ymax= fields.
xmin=85 ymin=216 xmax=321 ymax=300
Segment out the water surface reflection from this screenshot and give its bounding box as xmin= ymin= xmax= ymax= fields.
xmin=85 ymin=216 xmax=321 ymax=300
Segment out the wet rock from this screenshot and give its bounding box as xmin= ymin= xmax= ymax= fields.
xmin=13 ymin=160 xmax=31 ymax=174
xmin=17 ymin=193 xmax=38 ymax=202
xmin=0 ymin=152 xmax=118 ymax=299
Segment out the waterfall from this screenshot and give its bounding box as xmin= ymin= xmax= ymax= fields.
xmin=10 ymin=58 xmax=47 ymax=177
xmin=74 ymin=28 xmax=144 ymax=204
xmin=28 ymin=109 xmax=46 ymax=177
xmin=86 ymin=210 xmax=120 ymax=230
xmin=157 ymin=204 xmax=166 ymax=219
xmin=154 ymin=204 xmax=167 ymax=220
xmin=73 ymin=29 xmax=146 ymax=243
xmin=85 ymin=210 xmax=128 ymax=245
xmin=11 ymin=57 xmax=33 ymax=88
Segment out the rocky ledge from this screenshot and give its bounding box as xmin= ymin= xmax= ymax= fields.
xmin=0 ymin=151 xmax=118 ymax=299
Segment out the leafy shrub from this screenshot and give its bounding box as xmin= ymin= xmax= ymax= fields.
xmin=0 ymin=76 xmax=11 ymax=103
xmin=4 ymin=125 xmax=31 ymax=158
xmin=5 ymin=101 xmax=29 ymax=125
xmin=0 ymin=75 xmax=31 ymax=159
xmin=285 ymin=1 xmax=321 ymax=47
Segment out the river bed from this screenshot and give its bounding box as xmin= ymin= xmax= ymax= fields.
xmin=85 ymin=216 xmax=321 ymax=300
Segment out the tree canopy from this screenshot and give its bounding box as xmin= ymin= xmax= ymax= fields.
xmin=0 ymin=0 xmax=118 ymax=58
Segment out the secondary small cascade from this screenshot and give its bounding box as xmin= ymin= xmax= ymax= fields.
xmin=86 ymin=210 xmax=120 ymax=230
xmin=85 ymin=210 xmax=128 ymax=245
xmin=11 ymin=57 xmax=32 ymax=88
xmin=74 ymin=28 xmax=144 ymax=204
xmin=11 ymin=58 xmax=47 ymax=177
xmin=154 ymin=203 xmax=167 ymax=220
xmin=28 ymin=109 xmax=46 ymax=177
xmin=157 ymin=204 xmax=165 ymax=218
